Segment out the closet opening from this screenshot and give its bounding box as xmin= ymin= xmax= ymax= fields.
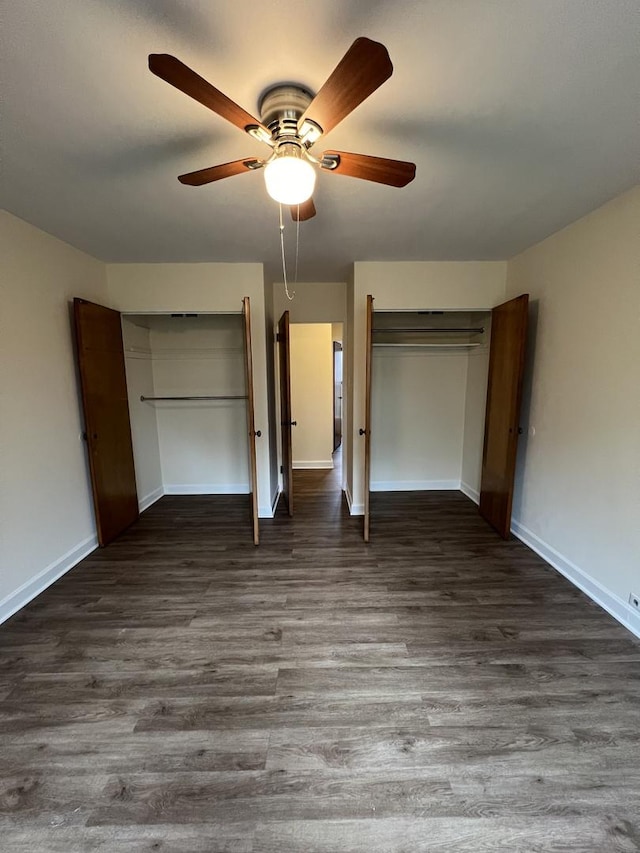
xmin=120 ymin=309 xmax=260 ymax=543
xmin=277 ymin=316 xmax=344 ymax=516
xmin=362 ymin=294 xmax=528 ymax=541
xmin=370 ymin=308 xmax=491 ymax=499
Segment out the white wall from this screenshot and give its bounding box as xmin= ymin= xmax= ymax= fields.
xmin=0 ymin=213 xmax=107 ymax=621
xmin=348 ymin=262 xmax=507 ymax=513
xmin=506 ymin=186 xmax=640 ymax=637
xmin=371 ymin=349 xmax=468 ymax=490
xmin=290 ymin=324 xmax=334 ymax=469
xmin=106 ymin=263 xmax=273 ymax=516
xmin=122 ymin=319 xmax=163 ymax=510
xmin=149 ymin=318 xmax=250 ymax=493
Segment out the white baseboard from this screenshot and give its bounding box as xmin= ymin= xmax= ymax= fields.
xmin=258 ymin=504 xmax=273 ymax=519
xmin=138 ymin=486 xmax=164 ymax=513
xmin=292 ymin=460 xmax=334 ymax=469
xmin=344 ymin=484 xmax=353 ymax=513
xmin=344 ymin=483 xmax=364 ymax=516
xmin=344 ymin=483 xmax=365 ymax=516
xmin=164 ymin=484 xmax=250 ymax=495
xmin=511 ymin=518 xmax=640 ymax=640
xmin=460 ymin=481 xmax=480 ymax=504
xmin=370 ymin=479 xmax=461 ymax=492
xmin=0 ymin=534 xmax=98 ymax=626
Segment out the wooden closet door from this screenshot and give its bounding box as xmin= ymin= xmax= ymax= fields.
xmin=74 ymin=298 xmax=138 ymax=546
xmin=278 ymin=310 xmax=294 ymax=516
xmin=363 ymin=294 xmax=374 ymax=542
xmin=479 ymin=293 xmax=529 ymax=539
xmin=242 ymin=298 xmax=260 ymax=545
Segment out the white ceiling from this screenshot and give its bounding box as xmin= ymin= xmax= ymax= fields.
xmin=2 ymin=0 xmax=639 ymax=282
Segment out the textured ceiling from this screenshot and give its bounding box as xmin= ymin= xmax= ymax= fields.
xmin=2 ymin=0 xmax=639 ymax=281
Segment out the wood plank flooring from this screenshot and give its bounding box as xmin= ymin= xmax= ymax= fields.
xmin=1 ymin=462 xmax=639 ymax=851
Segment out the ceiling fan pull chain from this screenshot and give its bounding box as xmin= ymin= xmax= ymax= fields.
xmin=294 ymin=207 xmax=300 ymax=287
xmin=279 ymin=203 xmax=295 ymax=301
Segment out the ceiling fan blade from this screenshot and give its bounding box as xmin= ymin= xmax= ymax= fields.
xmin=290 ymin=198 xmax=316 ymax=221
xmin=149 ymin=54 xmax=271 ymax=140
xmin=299 ymin=38 xmax=393 ymax=139
xmin=178 ymin=158 xmax=263 ymax=186
xmin=321 ymin=151 xmax=416 ymax=187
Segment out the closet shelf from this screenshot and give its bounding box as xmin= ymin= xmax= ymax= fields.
xmin=372 ymin=342 xmax=482 ymax=349
xmin=372 ymin=327 xmax=484 ymax=334
xmin=140 ymin=395 xmax=247 ymax=402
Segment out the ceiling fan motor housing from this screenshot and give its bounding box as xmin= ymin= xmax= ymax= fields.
xmin=258 ymin=84 xmax=314 ymax=140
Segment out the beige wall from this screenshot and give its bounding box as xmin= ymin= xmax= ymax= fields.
xmin=0 ymin=213 xmax=107 ymax=619
xmin=348 ymin=261 xmax=507 ymax=512
xmin=507 ymin=186 xmax=640 ymax=635
xmin=273 ymin=282 xmax=347 ymax=324
xmin=354 ymin=262 xmax=507 ymax=311
xmin=106 ymin=263 xmax=273 ymax=516
xmin=290 ymin=324 xmax=334 ymax=468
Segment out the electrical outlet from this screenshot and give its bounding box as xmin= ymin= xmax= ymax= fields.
xmin=629 ymin=592 xmax=640 ymax=611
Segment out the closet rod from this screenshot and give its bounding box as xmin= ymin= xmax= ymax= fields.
xmin=372 ymin=327 xmax=484 ymax=334
xmin=140 ymin=395 xmax=247 ymax=402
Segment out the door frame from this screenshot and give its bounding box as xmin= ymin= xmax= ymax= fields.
xmin=277 ymin=310 xmax=294 ymax=516
xmin=363 ymin=295 xmax=374 ymax=542
xmin=242 ymin=298 xmax=260 ymax=545
xmin=333 ymin=341 xmax=343 ymax=452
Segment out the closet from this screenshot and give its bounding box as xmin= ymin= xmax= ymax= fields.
xmin=370 ymin=309 xmax=491 ymax=491
xmin=74 ymin=298 xmax=260 ymax=547
xmin=362 ymin=294 xmax=528 ymax=541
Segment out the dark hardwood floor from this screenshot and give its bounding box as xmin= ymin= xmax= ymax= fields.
xmin=2 ymin=455 xmax=639 ymax=851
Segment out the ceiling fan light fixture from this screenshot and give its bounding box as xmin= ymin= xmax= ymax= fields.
xmin=264 ymin=143 xmax=316 ymax=206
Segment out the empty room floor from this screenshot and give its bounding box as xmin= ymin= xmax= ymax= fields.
xmin=1 ymin=475 xmax=639 ymax=851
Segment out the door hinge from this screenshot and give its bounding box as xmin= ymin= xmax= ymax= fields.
xmin=276 ymin=333 xmax=282 ymax=342
xmin=280 ymin=465 xmax=283 ymax=473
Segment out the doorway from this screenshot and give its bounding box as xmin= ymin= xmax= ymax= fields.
xmin=277 ymin=316 xmax=344 ymax=515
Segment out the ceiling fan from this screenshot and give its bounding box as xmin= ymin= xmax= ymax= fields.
xmin=148 ymin=37 xmax=416 ymax=221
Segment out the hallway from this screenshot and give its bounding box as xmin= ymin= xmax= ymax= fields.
xmin=1 ymin=480 xmax=639 ymax=850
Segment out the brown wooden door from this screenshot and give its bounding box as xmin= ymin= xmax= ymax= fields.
xmin=333 ymin=341 xmax=343 ymax=451
xmin=74 ymin=298 xmax=138 ymax=546
xmin=242 ymin=297 xmax=260 ymax=545
xmin=278 ymin=310 xmax=293 ymax=516
xmin=479 ymin=293 xmax=529 ymax=539
xmin=363 ymin=295 xmax=374 ymax=542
